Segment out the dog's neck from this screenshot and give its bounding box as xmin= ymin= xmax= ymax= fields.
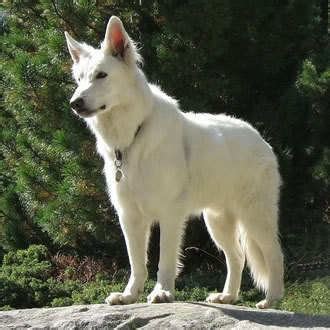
xmin=86 ymin=81 xmax=153 ymax=153
xmin=88 ymin=106 xmax=143 ymax=150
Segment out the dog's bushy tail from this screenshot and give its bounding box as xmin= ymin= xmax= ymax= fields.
xmin=240 ymin=223 xmax=284 ymax=301
xmin=240 ymin=232 xmax=268 ymax=292
xmin=239 ymin=161 xmax=284 ymax=300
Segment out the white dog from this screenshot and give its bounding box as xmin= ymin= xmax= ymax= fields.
xmin=65 ymin=16 xmax=284 ymax=309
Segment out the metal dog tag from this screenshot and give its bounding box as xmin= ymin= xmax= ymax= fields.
xmin=114 ymin=149 xmax=123 ymax=182
xmin=115 ymin=169 xmax=123 ymax=182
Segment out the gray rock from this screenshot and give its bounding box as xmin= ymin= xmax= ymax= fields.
xmin=0 ymin=303 xmax=329 ymax=329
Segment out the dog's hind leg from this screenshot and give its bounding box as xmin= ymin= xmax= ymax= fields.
xmin=204 ymin=209 xmax=245 ymax=304
xmin=106 ymin=206 xmax=150 ymax=305
xmin=147 ymin=219 xmax=185 ymax=304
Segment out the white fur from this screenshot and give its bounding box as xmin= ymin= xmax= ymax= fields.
xmin=65 ymin=16 xmax=284 ymax=308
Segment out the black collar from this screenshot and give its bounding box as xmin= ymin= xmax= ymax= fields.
xmin=134 ymin=123 xmax=142 ymax=139
xmin=114 ymin=123 xmax=142 ymax=160
xmin=114 ymin=122 xmax=143 ymax=182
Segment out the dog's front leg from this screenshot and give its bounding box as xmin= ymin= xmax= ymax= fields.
xmin=147 ymin=220 xmax=184 ymax=303
xmin=106 ymin=210 xmax=149 ymax=305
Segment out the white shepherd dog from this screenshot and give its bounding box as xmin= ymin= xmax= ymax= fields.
xmin=65 ymin=16 xmax=284 ymax=309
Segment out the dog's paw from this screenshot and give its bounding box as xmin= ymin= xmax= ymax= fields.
xmin=147 ymin=289 xmax=174 ymax=304
xmin=105 ymin=292 xmax=137 ymax=305
xmin=256 ymin=299 xmax=272 ymax=309
xmin=206 ymin=292 xmax=237 ymax=304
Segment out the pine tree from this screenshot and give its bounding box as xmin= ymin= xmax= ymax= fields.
xmin=0 ymin=1 xmax=138 ymax=259
xmin=1 ymin=1 xmax=329 ymax=267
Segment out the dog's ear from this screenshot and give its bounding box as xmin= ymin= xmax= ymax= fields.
xmin=102 ymin=16 xmax=141 ymax=65
xmin=65 ymin=31 xmax=87 ymax=63
xmin=103 ymin=16 xmax=126 ymax=57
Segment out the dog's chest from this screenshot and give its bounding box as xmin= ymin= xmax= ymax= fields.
xmin=103 ymin=143 xmax=188 ymax=218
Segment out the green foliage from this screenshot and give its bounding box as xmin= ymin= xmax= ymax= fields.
xmin=1 ymin=246 xmax=329 ymax=314
xmin=72 ymin=279 xmax=124 ymax=305
xmin=50 ymin=297 xmax=73 ymax=307
xmin=0 ymin=245 xmax=53 ymax=307
xmin=280 ymin=277 xmax=330 ymax=315
xmin=0 ymin=245 xmax=83 ymax=308
xmin=0 ymin=276 xmax=22 ymax=308
xmin=0 ymin=1 xmax=125 ymax=259
xmin=277 ymin=48 xmax=330 ymax=244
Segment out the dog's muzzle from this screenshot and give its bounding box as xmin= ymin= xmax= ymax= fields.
xmin=70 ymin=97 xmax=85 ymax=113
xmin=70 ymin=98 xmax=106 ymax=118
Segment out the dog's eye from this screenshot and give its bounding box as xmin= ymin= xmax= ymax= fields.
xmin=96 ymin=72 xmax=108 ymax=79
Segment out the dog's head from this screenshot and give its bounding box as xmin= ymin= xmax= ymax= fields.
xmin=65 ymin=16 xmax=141 ymax=118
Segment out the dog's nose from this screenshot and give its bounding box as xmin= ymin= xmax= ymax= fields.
xmin=70 ymin=98 xmax=84 ymax=112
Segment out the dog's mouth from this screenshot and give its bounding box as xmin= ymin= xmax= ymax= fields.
xmin=73 ymin=104 xmax=107 ymax=118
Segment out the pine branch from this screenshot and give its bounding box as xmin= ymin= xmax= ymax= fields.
xmin=50 ymin=0 xmax=78 ymax=35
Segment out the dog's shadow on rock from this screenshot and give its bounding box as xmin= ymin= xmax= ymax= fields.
xmin=190 ymin=302 xmax=329 ymax=328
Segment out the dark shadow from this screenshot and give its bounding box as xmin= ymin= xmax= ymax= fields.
xmin=120 ymin=313 xmax=173 ymax=328
xmin=189 ymin=302 xmax=330 ymax=328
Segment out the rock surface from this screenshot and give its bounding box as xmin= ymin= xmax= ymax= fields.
xmin=0 ymin=302 xmax=329 ymax=329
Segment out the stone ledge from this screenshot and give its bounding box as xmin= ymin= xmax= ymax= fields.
xmin=0 ymin=302 xmax=329 ymax=329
